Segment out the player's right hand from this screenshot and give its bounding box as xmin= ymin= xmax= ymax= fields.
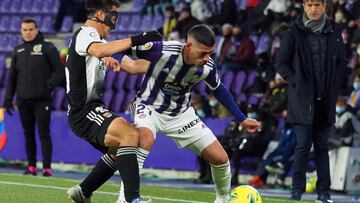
xmin=103 ymin=57 xmax=121 ymax=72
xmin=240 ymin=118 xmax=261 ymax=133
xmin=131 ymin=31 xmax=164 ymax=46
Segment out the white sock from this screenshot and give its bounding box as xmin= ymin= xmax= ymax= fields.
xmin=211 ymin=161 xmax=231 ymax=203
xmin=117 ymin=148 xmax=150 ymax=203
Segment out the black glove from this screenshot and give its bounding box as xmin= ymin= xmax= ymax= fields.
xmin=131 ymin=31 xmax=164 ymax=47
xmin=3 ymin=99 xmax=14 ymax=116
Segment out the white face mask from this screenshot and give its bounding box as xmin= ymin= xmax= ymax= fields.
xmin=196 ymin=109 xmax=205 ymax=118
xmin=209 ymin=99 xmax=218 ymax=107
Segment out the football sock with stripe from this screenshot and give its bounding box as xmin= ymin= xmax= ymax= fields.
xmin=80 ymin=154 xmax=117 ymax=198
xmin=116 ymin=146 xmax=140 ymax=202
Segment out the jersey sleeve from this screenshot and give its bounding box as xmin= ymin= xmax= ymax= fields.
xmin=204 ymin=61 xmax=221 ymax=90
xmin=131 ymin=41 xmax=163 ymax=61
xmin=75 ymin=28 xmax=103 ymax=56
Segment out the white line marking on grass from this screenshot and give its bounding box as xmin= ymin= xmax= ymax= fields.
xmin=0 ymin=181 xmax=207 ymax=203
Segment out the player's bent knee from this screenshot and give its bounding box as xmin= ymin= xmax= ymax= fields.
xmin=210 ymin=153 xmax=229 ymax=165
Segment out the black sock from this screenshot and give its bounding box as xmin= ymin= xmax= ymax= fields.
xmin=80 ymin=154 xmax=117 ymax=198
xmin=116 ymin=147 xmax=140 ymax=202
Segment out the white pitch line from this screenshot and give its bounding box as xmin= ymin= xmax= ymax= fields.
xmin=0 ymin=181 xmax=207 ymax=203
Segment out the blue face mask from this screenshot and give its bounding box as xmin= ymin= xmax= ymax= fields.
xmin=353 ymin=82 xmax=360 ymax=90
xmin=336 ymin=106 xmax=345 ymax=114
xmin=247 ymin=112 xmax=257 ymax=119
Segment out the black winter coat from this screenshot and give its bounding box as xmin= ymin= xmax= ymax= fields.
xmin=5 ymin=32 xmax=64 ymax=101
xmin=274 ymin=15 xmax=348 ymax=124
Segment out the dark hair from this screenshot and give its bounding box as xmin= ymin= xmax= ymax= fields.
xmin=21 ymin=18 xmax=38 ymax=28
xmin=303 ymin=0 xmax=326 ymax=3
xmin=86 ymin=0 xmax=120 ymax=16
xmin=187 ymin=24 xmax=215 ymax=47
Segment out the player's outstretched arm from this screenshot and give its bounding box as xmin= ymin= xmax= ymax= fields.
xmin=120 ymin=55 xmax=150 ymax=74
xmin=88 ymin=31 xmax=163 ymax=59
xmin=211 ymin=82 xmax=261 ymax=133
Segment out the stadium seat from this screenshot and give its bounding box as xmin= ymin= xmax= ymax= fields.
xmin=43 ymin=0 xmax=60 ymax=14
xmin=0 ymin=54 xmax=5 ymax=69
xmin=20 ymin=0 xmax=32 ymax=13
xmin=40 ymin=16 xmax=54 ymax=33
xmin=102 ymin=89 xmax=114 ymax=109
xmin=244 ymin=70 xmax=257 ymax=89
xmin=116 ymin=14 xmax=131 ymax=32
xmin=32 ymin=15 xmax=43 ymax=28
xmin=31 ymin=0 xmax=43 ymax=14
xmin=132 ymin=0 xmax=147 ymax=12
xmin=7 ymin=35 xmax=20 ymax=51
xmin=0 ymin=35 xmax=9 ymax=52
xmin=140 ymin=15 xmax=153 ymax=31
xmin=0 ymin=16 xmax=11 ymax=32
xmin=9 ymin=16 xmax=21 ymax=32
xmin=52 ymin=88 xmax=65 ymax=110
xmin=0 ymin=69 xmax=8 ymax=88
xmin=231 ymin=71 xmax=246 ymax=102
xmin=151 ymin=15 xmax=164 ymax=30
xmin=222 ymin=71 xmax=234 ymax=89
xmin=0 ymin=0 xmax=12 ymax=13
xmin=125 ymin=74 xmax=139 ymax=91
xmin=59 ymin=16 xmax=73 ymax=33
xmin=122 ymin=91 xmax=136 ymax=112
xmin=104 ymin=70 xmax=116 ymax=90
xmin=111 ymin=90 xmax=125 ymax=112
xmin=113 ymin=71 xmax=128 ymax=91
xmin=128 ymin=14 xmax=142 ymax=32
xmin=10 ymin=0 xmax=22 ymax=13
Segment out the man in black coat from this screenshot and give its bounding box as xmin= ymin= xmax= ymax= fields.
xmin=274 ymin=0 xmax=347 ymax=202
xmin=4 ymin=19 xmax=64 ymax=176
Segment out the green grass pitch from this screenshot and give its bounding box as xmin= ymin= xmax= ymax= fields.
xmin=0 ymin=173 xmax=313 ymax=203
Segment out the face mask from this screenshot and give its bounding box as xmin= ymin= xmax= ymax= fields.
xmin=336 ymin=106 xmax=345 ymax=114
xmin=209 ymin=99 xmax=218 ymax=107
xmin=196 ymin=109 xmax=205 ymax=118
xmin=247 ymin=112 xmax=257 ymax=119
xmin=357 ymin=47 xmax=360 ymax=56
xmin=103 ymin=11 xmax=118 ymax=30
xmin=353 ymin=82 xmax=360 ymax=90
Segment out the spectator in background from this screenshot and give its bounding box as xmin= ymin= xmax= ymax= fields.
xmin=207 ymin=0 xmax=237 ymax=26
xmin=348 ymin=72 xmax=360 ymax=112
xmin=190 ymin=0 xmax=210 ymax=23
xmin=261 ymin=73 xmax=288 ymax=115
xmin=159 ymin=5 xmax=177 ymax=40
xmin=219 ymin=24 xmax=256 ymax=72
xmin=170 ymin=6 xmax=202 ymax=41
xmin=274 ymin=1 xmax=348 ymax=201
xmin=214 ymin=23 xmax=233 ymax=60
xmin=4 ymin=19 xmax=64 ymax=176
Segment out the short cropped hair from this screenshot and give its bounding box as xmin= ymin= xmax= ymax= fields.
xmin=303 ymin=0 xmax=326 ymax=3
xmin=21 ymin=18 xmax=38 ymax=28
xmin=187 ymin=24 xmax=215 ymax=47
xmin=86 ymin=0 xmax=121 ymax=15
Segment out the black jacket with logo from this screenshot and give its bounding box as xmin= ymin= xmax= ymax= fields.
xmin=5 ymin=32 xmax=64 ymax=101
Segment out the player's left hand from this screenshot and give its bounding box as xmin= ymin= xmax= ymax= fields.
xmin=240 ymin=118 xmax=261 ymax=133
xmin=103 ymin=57 xmax=121 ymax=72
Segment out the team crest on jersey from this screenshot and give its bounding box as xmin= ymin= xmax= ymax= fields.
xmin=89 ymin=32 xmax=97 ymax=38
xmin=31 ymin=44 xmax=43 ymax=55
xmin=103 ymin=112 xmax=112 ymax=118
xmin=138 ymin=113 xmax=146 ymax=119
xmin=138 ymin=42 xmax=153 ymax=51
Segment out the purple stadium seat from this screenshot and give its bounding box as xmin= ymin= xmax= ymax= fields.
xmin=125 ymin=74 xmax=139 ymax=91
xmin=122 ymin=91 xmax=136 ymax=112
xmin=255 ymin=34 xmax=270 ymax=55
xmin=7 ymin=35 xmax=20 ymax=51
xmin=116 ymin=14 xmax=131 ymax=32
xmin=244 ymin=70 xmax=257 ymax=89
xmin=10 ymin=0 xmax=22 ymax=13
xmin=113 ymin=71 xmax=128 ymax=90
xmin=140 ymin=15 xmax=153 ymax=31
xmin=0 ymin=0 xmax=12 ymax=13
xmin=132 ymin=0 xmax=147 ymax=12
xmin=0 ymin=35 xmax=8 ymax=52
xmin=20 ymin=0 xmax=32 ymax=13
xmin=151 ymin=15 xmax=164 ymax=30
xmin=222 ymin=71 xmax=234 ymax=89
xmin=52 ymin=88 xmax=65 ymax=110
xmin=31 ymin=0 xmax=43 ymax=13
xmin=0 ymin=16 xmax=11 ymax=32
xmin=32 ymin=15 xmax=43 ymax=27
xmin=0 ymin=88 xmax=6 ymax=107
xmin=231 ymin=71 xmax=246 ymax=102
xmin=9 ymin=16 xmax=21 ymax=32
xmin=111 ymin=90 xmax=125 ymax=112
xmin=129 ymin=14 xmax=142 ymax=32
xmin=60 ymin=16 xmax=73 ymax=33
xmin=247 ymin=94 xmax=262 ymax=105
xmin=40 ymin=16 xmax=54 ymax=33
xmin=102 ymin=89 xmax=114 ymax=109
xmin=104 ymin=70 xmax=116 ymax=90
xmin=0 ymin=54 xmax=5 ymax=69
xmin=0 ymin=69 xmax=5 ymax=87
xmin=43 ymin=0 xmax=60 ymax=14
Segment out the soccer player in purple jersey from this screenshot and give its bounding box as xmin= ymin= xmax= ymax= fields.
xmin=116 ymin=24 xmax=261 ymax=203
